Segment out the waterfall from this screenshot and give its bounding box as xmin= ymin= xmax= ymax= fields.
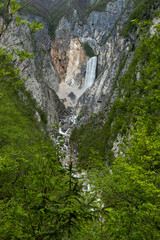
xmin=84 ymin=56 xmax=97 ymax=90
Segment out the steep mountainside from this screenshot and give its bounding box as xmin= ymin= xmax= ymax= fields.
xmin=0 ymin=0 xmax=160 ymax=239
xmin=50 ymin=0 xmax=159 ymax=152
xmin=1 ymin=0 xmax=159 ymax=153
xmin=0 ymin=14 xmax=65 ymax=127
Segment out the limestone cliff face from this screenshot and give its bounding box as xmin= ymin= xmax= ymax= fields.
xmin=65 ymin=38 xmax=86 ymax=87
xmin=0 ymin=16 xmax=64 ymax=126
xmin=52 ymin=0 xmax=134 ymax=118
xmin=0 ymin=0 xmax=135 ymax=130
xmin=56 ymin=37 xmax=88 ymax=108
xmin=51 ymin=17 xmax=71 ymax=82
xmin=74 ymin=0 xmax=129 ymax=50
xmin=0 ymin=0 xmax=140 ymax=164
xmin=51 ymin=40 xmax=69 ymax=82
xmin=75 ymin=0 xmax=134 ymax=115
xmin=51 ymin=15 xmax=89 ymax=108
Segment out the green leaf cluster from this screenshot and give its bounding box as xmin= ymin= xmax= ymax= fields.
xmin=69 ymin=18 xmax=160 ymax=239
xmin=0 ymin=51 xmax=97 ymax=239
xmin=121 ymin=0 xmax=159 ymax=37
xmin=83 ymin=42 xmax=97 ymax=58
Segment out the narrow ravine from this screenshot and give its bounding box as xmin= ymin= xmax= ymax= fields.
xmin=55 ymin=55 xmax=97 ymax=164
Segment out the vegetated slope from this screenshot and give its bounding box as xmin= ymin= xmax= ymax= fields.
xmin=121 ymin=0 xmax=160 ymax=36
xmin=0 ymin=1 xmax=160 ymax=238
xmin=19 ymin=0 xmax=122 ymax=38
xmin=70 ymin=0 xmax=160 ymax=167
xmin=19 ymin=0 xmax=88 ymax=37
xmin=0 ymin=50 xmax=97 ymax=239
xmin=1 ymin=26 xmax=160 ymax=238
xmin=69 ymin=10 xmax=160 ymax=239
xmin=0 ymin=51 xmax=59 ymax=238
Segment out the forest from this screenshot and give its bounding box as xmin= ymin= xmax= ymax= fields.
xmin=0 ymin=0 xmax=160 ymax=239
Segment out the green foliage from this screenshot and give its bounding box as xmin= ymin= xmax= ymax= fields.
xmin=0 ymin=51 xmax=98 ymax=239
xmin=53 ymin=160 xmax=96 ymax=238
xmin=88 ymin=118 xmax=160 ymax=239
xmin=70 ymin=54 xmax=128 ymax=167
xmin=0 ymin=50 xmax=100 ymax=239
xmin=154 ymin=9 xmax=160 ymax=17
xmin=1 ymin=1 xmax=160 ymax=238
xmin=18 ymin=0 xmax=117 ymax=39
xmin=19 ymin=0 xmax=74 ymax=39
xmin=83 ymin=42 xmax=96 ymax=58
xmin=70 ymin=19 xmax=160 ymax=238
xmin=121 ymin=0 xmax=159 ymax=37
xmin=71 ymin=18 xmax=160 ymax=170
xmin=84 ymin=0 xmax=112 ymax=17
xmin=0 ymin=0 xmax=5 ymax=16
xmin=0 ymin=51 xmax=55 ymax=238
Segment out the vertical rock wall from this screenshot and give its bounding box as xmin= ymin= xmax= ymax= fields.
xmin=0 ymin=0 xmax=135 ymax=129
xmin=53 ymin=0 xmax=134 ymax=116
xmin=0 ymin=16 xmax=64 ymax=126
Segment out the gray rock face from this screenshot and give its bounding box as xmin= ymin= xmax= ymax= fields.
xmin=0 ymin=0 xmax=139 ymax=164
xmin=0 ymin=0 xmax=135 ymax=133
xmin=0 ymin=15 xmax=63 ymax=126
xmin=73 ymin=0 xmax=128 ymax=50
xmin=53 ymin=0 xmax=134 ymax=117
xmin=75 ymin=1 xmax=134 ymax=115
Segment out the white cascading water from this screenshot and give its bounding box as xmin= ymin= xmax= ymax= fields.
xmin=57 ymin=56 xmax=98 ymax=165
xmin=57 ymin=55 xmax=102 ymax=204
xmin=84 ymin=56 xmax=97 ymax=91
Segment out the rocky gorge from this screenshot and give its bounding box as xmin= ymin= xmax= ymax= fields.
xmin=1 ymin=0 xmax=160 ymax=238
xmin=0 ymin=0 xmax=159 ymax=162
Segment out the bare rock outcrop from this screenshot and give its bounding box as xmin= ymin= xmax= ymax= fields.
xmin=0 ymin=15 xmax=64 ymax=126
